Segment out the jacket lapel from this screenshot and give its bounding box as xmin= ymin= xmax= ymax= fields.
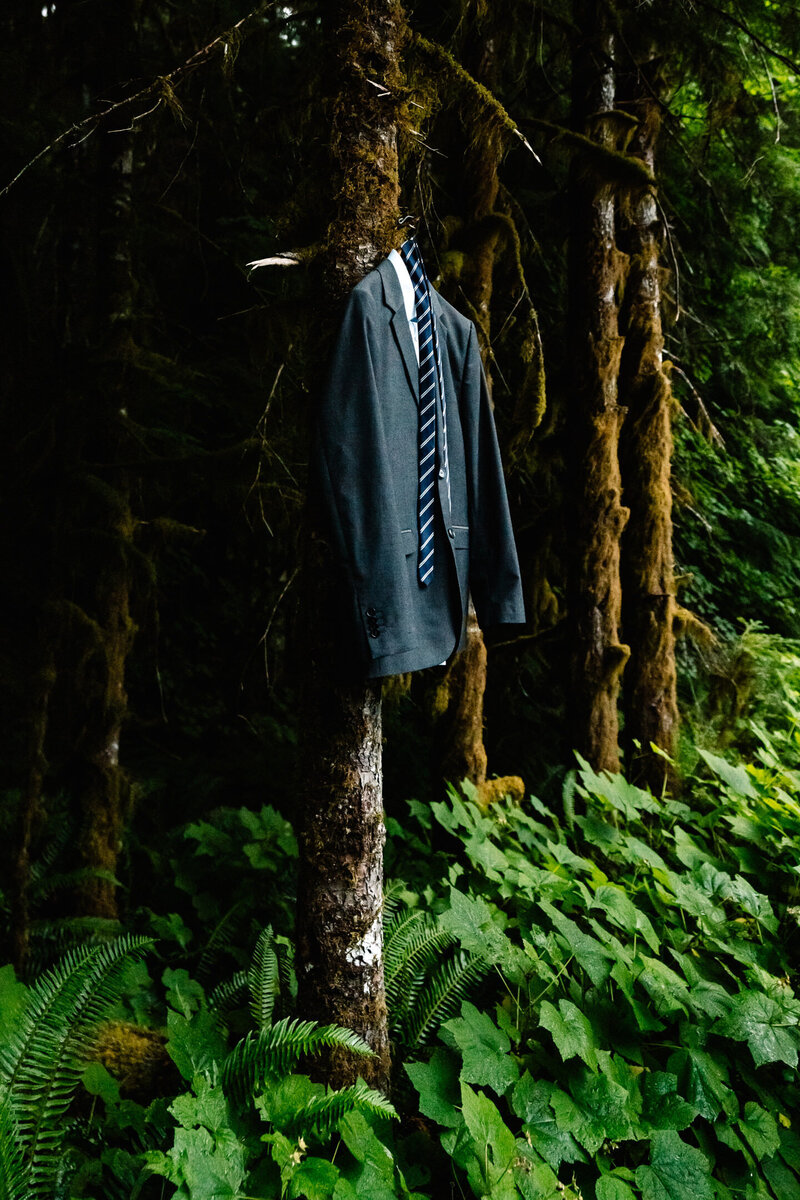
xmin=379 ymin=258 xmax=419 ymax=405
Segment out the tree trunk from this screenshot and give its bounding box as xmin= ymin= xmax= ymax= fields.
xmin=618 ymin=52 xmax=680 ymax=794
xmin=567 ymin=2 xmax=630 ymax=774
xmin=431 ymin=25 xmax=519 ymax=800
xmin=295 ymin=0 xmax=407 ymax=1093
xmin=63 ymin=0 xmax=139 ymax=920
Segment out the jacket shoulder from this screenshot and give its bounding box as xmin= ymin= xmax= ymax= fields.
xmin=433 ymin=288 xmax=475 ymax=354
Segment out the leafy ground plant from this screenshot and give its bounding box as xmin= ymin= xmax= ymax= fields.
xmin=397 ymin=754 xmax=800 ymax=1198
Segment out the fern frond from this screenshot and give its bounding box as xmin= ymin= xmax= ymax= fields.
xmin=248 ymin=926 xmax=279 ymax=1030
xmin=0 ymin=1088 xmax=25 ymax=1200
xmin=384 ymin=911 xmax=453 ymax=1013
xmin=275 ymin=935 xmax=296 ymax=1001
xmin=404 ymin=951 xmax=488 ymax=1049
xmin=196 ymin=902 xmax=245 ymax=983
xmin=222 ymin=1017 xmax=373 ymax=1106
xmin=381 ymin=879 xmax=407 ymax=923
xmin=28 ymin=811 xmax=71 ymax=894
xmin=0 ymin=934 xmax=152 ymax=1199
xmin=288 ymin=1078 xmax=397 ymax=1139
xmin=207 ymin=971 xmax=249 ymax=1020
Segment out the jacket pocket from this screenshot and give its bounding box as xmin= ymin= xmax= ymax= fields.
xmin=400 ymin=528 xmax=415 ymax=556
xmin=450 ymin=524 xmax=470 ymax=549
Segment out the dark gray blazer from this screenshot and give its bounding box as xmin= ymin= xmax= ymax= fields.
xmin=314 ymin=256 xmax=525 ymax=677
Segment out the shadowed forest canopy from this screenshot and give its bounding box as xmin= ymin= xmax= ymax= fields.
xmin=2 ymin=0 xmax=800 ymax=1197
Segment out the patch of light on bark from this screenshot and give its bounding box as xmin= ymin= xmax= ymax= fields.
xmin=345 ymin=914 xmax=382 ymax=981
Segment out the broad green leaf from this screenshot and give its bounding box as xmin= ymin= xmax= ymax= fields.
xmin=512 ymin=1142 xmax=563 ymax=1199
xmin=763 ymin=1154 xmax=800 ymax=1200
xmin=166 ymin=1007 xmax=226 ymax=1083
xmin=81 ymin=1061 xmax=121 ymax=1106
xmin=575 ymin=755 xmax=660 ymax=817
xmin=439 ymin=887 xmax=512 ymax=966
xmin=590 ymin=885 xmax=659 ymax=953
xmin=636 ymin=956 xmax=690 ymax=1017
xmin=621 ymin=836 xmax=667 ymax=871
xmin=257 ymin=1072 xmax=324 ymax=1127
xmin=460 ymin=1082 xmax=516 ymax=1198
xmin=738 ymin=1101 xmax=780 ymax=1158
xmin=338 ymin=1111 xmax=395 ymax=1199
xmin=550 ymin=1073 xmax=637 ymax=1155
xmin=697 ymin=748 xmax=757 ymax=798
xmin=640 ymin=1072 xmax=697 ymax=1132
xmin=150 ymin=910 xmax=194 ymax=949
xmin=405 ymin=1048 xmax=461 ymax=1127
xmin=460 ymin=1081 xmax=515 ymax=1161
xmin=289 ymin=1157 xmax=341 ymax=1200
xmin=538 ymin=900 xmax=614 ymax=987
xmin=169 ymin=1125 xmax=248 ymax=1198
xmin=635 ymin=1130 xmax=714 ymax=1200
xmin=441 ymin=1001 xmax=519 ymax=1095
xmin=538 ymin=999 xmax=598 ymax=1070
xmin=163 ymin=967 xmax=205 ymax=1019
xmin=512 ymin=1074 xmax=585 ymax=1170
xmin=596 ymin=1176 xmax=638 ymax=1200
xmin=714 ymin=991 xmax=800 ymax=1068
xmin=666 ymin=1048 xmax=736 ymax=1122
xmin=170 ymin=1076 xmax=230 ymax=1133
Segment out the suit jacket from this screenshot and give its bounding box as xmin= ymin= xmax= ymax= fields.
xmin=313 ymin=256 xmax=525 ymax=678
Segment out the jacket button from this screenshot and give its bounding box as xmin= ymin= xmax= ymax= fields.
xmin=448 ymin=527 xmax=454 ymax=539
xmin=366 ymin=606 xmax=377 ymax=616
xmin=438 ymin=468 xmax=446 ymax=479
xmin=369 ymin=629 xmax=379 ymax=638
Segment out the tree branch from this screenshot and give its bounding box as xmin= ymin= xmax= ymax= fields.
xmin=1 ymin=1 xmax=277 ymax=198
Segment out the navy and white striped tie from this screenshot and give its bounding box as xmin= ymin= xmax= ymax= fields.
xmin=399 ymin=237 xmax=447 ymax=587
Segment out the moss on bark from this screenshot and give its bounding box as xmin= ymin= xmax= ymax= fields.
xmin=566 ymin=4 xmax=630 ymax=774
xmin=617 ymin=54 xmax=680 ymax=794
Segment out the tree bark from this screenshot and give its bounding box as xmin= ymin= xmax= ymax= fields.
xmin=567 ymin=2 xmax=630 ymax=774
xmin=295 ymin=0 xmax=407 ymax=1093
xmin=618 ymin=52 xmax=680 ymax=793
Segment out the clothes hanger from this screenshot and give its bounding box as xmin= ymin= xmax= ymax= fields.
xmin=397 ymin=213 xmax=418 ymax=244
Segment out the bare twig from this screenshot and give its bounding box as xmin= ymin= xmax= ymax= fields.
xmin=1 ymin=1 xmax=276 ymax=198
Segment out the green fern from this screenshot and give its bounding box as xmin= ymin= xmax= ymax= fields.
xmin=222 ymin=1016 xmax=373 ymax=1106
xmin=248 ymin=925 xmax=280 ymax=1029
xmin=404 ymin=949 xmax=488 ymax=1049
xmin=385 ymin=909 xmax=453 ymax=1015
xmin=0 ymin=1087 xmax=25 ymax=1200
xmin=384 ymin=904 xmax=488 ymax=1049
xmin=283 ymin=1078 xmax=398 ymax=1139
xmin=196 ymin=902 xmax=246 ymax=983
xmin=207 ymin=970 xmax=249 ymax=1020
xmin=0 ymin=934 xmax=152 ymax=1199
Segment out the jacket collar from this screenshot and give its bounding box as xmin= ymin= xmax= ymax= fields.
xmin=377 ymin=255 xmax=447 ymax=407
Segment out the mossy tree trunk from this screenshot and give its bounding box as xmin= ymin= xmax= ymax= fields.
xmin=65 ymin=0 xmax=139 ymax=920
xmin=566 ymin=2 xmax=630 ymax=774
xmin=618 ymin=51 xmax=680 ymax=793
xmin=295 ymin=0 xmax=407 ymax=1092
xmin=428 ymin=29 xmax=500 ymax=795
xmin=431 ymin=23 xmax=541 ymax=803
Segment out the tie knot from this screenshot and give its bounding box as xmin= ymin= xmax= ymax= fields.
xmin=400 ymin=238 xmax=428 ymax=295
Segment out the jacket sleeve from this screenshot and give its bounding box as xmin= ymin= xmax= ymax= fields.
xmin=312 ymin=289 xmax=418 ymax=661
xmin=459 ymin=321 xmax=526 ymax=628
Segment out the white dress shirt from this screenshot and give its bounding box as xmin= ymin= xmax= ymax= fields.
xmin=388 ymin=248 xmax=419 ymax=362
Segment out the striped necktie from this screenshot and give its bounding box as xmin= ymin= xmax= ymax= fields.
xmin=399 ymin=237 xmax=447 ymax=587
